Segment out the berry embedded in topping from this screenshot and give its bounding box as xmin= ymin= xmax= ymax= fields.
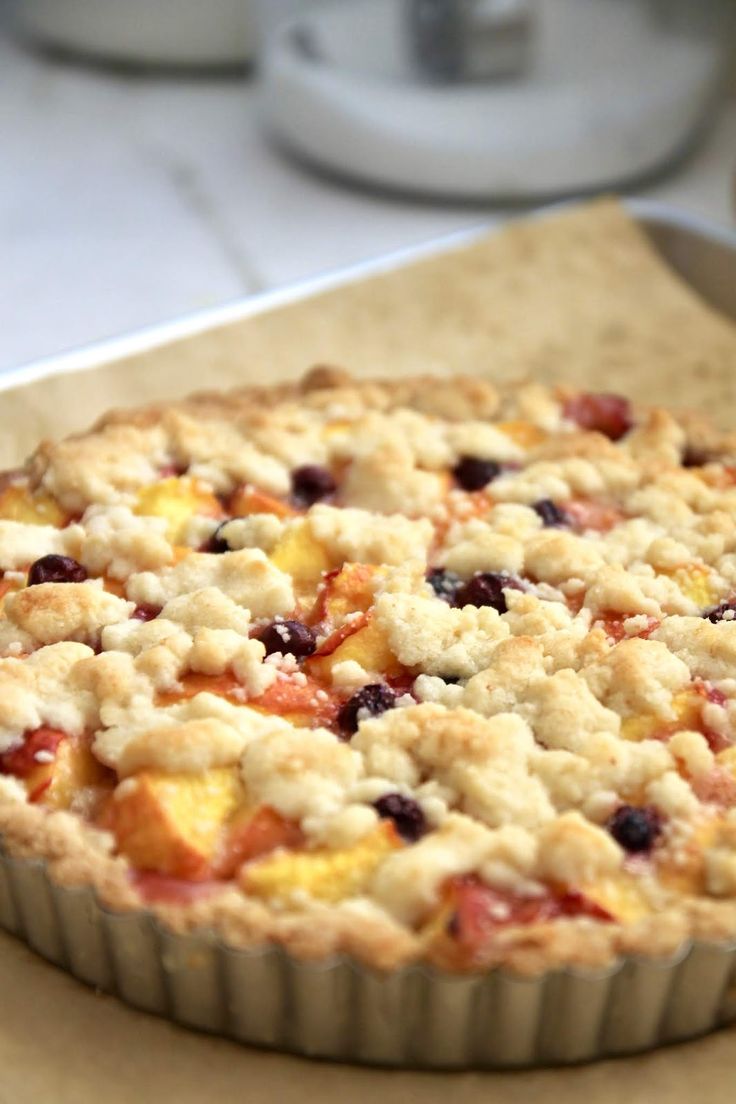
xmin=563 ymin=392 xmax=633 ymax=442
xmin=682 ymin=446 xmax=710 ymax=469
xmin=374 ymin=792 xmax=427 ymax=843
xmin=606 ymin=804 xmax=661 ymax=853
xmin=533 ymin=498 xmax=569 ymax=528
xmin=291 ymin=465 xmax=337 ymax=507
xmin=256 ymin=619 xmax=317 ymax=659
xmin=208 ymin=519 xmax=236 ymax=554
xmin=131 ymin=604 xmax=162 ymax=622
xmin=705 ymin=601 xmax=736 ymax=624
xmin=338 ymin=683 xmax=397 ymax=736
xmin=452 ymin=455 xmax=502 ymax=492
xmin=27 ymin=554 xmax=88 ymax=587
xmin=427 ymin=567 xmax=462 ymax=603
xmin=454 ymin=572 xmax=522 ymax=614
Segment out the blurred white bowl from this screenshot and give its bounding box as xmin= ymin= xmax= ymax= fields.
xmin=12 ymin=0 xmax=256 ymax=67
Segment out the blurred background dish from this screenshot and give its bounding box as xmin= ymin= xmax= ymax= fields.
xmin=10 ymin=0 xmax=256 ymax=67
xmin=1 ymin=0 xmax=734 ymax=373
xmin=259 ymin=0 xmax=735 ymax=200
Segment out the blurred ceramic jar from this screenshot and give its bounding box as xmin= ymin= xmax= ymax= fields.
xmin=253 ymin=1 xmax=336 ymax=46
xmin=10 ymin=0 xmax=256 ymax=67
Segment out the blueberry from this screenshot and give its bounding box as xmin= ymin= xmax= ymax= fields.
xmin=682 ymin=446 xmax=709 ymax=469
xmin=705 ymin=602 xmax=736 ymax=624
xmin=374 ymin=793 xmax=427 ymax=843
xmin=453 ymin=456 xmax=501 ymax=492
xmin=291 ymin=465 xmax=337 ymax=507
xmin=256 ymin=619 xmax=317 ymax=659
xmin=533 ymin=499 xmax=569 ymax=527
xmin=208 ymin=519 xmax=238 ymax=554
xmin=453 ymin=572 xmax=521 ymax=614
xmin=607 ymin=805 xmax=661 ymax=853
xmin=131 ymin=604 xmax=161 ymax=622
xmin=337 ymin=683 xmax=397 ymax=736
xmin=27 ymin=555 xmax=87 ymax=586
xmin=427 ymin=567 xmax=462 ymax=603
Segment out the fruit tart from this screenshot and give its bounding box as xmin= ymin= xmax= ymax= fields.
xmin=3 ymin=367 xmax=736 ymax=1064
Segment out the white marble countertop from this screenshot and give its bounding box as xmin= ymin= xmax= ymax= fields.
xmin=1 ymin=18 xmax=734 ymax=375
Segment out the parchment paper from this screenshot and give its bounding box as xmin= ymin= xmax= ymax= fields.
xmin=2 ymin=198 xmax=736 ymax=1102
xmin=3 ymin=198 xmax=736 ymax=464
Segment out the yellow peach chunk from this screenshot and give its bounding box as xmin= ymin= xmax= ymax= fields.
xmin=308 ymin=618 xmax=404 ymax=682
xmin=23 ymin=737 xmax=110 ymax=810
xmin=668 ymin=563 xmax=718 ymax=609
xmin=321 ymin=562 xmax=383 ymax=625
xmin=270 ymin=521 xmax=332 ymax=601
xmin=579 ymin=873 xmax=652 ymax=923
xmin=134 ymin=477 xmax=222 ymax=543
xmin=41 ymin=742 xmax=109 ymax=810
xmin=716 ymin=747 xmax=736 ymax=776
xmin=657 ymin=818 xmax=721 ymax=897
xmin=496 ymin=420 xmax=546 ymax=449
xmin=241 ymin=821 xmax=400 ymax=903
xmin=0 ymin=483 xmax=67 ymax=527
xmin=621 ymin=690 xmax=701 ymax=743
xmin=321 ymin=419 xmax=353 ymax=439
xmin=0 ymin=577 xmax=20 ymax=612
xmin=228 ymin=486 xmax=296 ymax=519
xmin=109 ymin=766 xmax=244 ymax=879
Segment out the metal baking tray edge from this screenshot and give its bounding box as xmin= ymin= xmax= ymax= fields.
xmin=2 ymin=847 xmax=736 ymax=1068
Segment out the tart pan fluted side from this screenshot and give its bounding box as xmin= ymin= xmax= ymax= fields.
xmin=2 ymin=848 xmax=736 ymax=1068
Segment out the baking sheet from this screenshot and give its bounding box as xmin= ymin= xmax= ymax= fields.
xmin=2 ymin=197 xmax=736 ymax=465
xmin=3 ymin=197 xmax=736 ymax=1101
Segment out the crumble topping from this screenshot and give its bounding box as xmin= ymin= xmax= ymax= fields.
xmin=126 ymin=549 xmax=295 ymax=617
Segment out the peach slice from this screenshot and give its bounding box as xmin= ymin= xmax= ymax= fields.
xmin=0 ymin=728 xmax=110 ymax=809
xmin=313 ymin=562 xmax=381 ymax=630
xmin=423 ymin=876 xmax=613 ymax=968
xmin=308 ymin=616 xmax=404 ymax=683
xmin=564 ymin=499 xmax=624 ymax=533
xmin=578 ymin=873 xmax=652 ymax=923
xmin=656 ymin=817 xmax=721 ymax=897
xmin=108 ymin=766 xmax=244 ymax=880
xmin=0 ymin=577 xmax=14 ymax=611
xmin=667 ymin=563 xmax=718 ymax=609
xmin=241 ymin=820 xmax=400 ymax=903
xmin=716 ymin=747 xmax=736 ymax=776
xmin=33 ymin=741 xmax=110 ymax=810
xmin=134 ymin=477 xmax=222 ymax=543
xmin=0 ymin=484 xmax=68 ymax=527
xmin=496 ymin=420 xmax=547 ymax=449
xmin=269 ymin=521 xmax=332 ymax=602
xmin=229 ymin=486 xmax=296 ymax=520
xmin=621 ymin=689 xmax=703 ymax=743
xmin=249 ymin=675 xmax=340 ymax=729
xmin=213 ymin=805 xmax=303 ymax=879
xmin=156 ymin=671 xmax=244 ymax=707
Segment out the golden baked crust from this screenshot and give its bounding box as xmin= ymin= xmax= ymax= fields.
xmin=3 ymin=366 xmax=736 ymax=976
